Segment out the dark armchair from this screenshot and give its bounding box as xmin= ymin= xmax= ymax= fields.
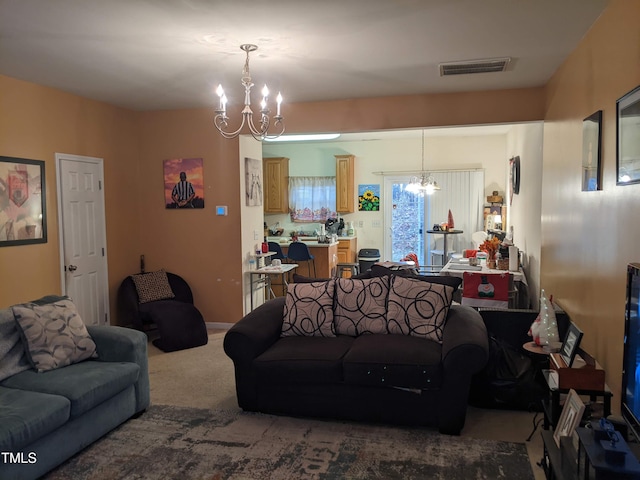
xmin=117 ymin=272 xmax=208 ymax=352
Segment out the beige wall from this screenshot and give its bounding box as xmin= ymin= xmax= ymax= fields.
xmin=542 ymin=0 xmax=640 ymax=408
xmin=0 ymin=75 xmax=140 ymax=319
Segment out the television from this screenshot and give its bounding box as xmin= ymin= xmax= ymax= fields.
xmin=622 ymin=262 xmax=640 ymax=441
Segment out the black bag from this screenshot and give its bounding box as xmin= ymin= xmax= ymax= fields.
xmin=469 ymin=335 xmax=545 ymax=411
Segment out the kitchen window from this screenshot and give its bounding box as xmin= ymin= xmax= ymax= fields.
xmin=289 ymin=176 xmax=337 ymax=222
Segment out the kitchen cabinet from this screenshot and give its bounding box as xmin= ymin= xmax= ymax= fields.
xmin=337 ymin=238 xmax=357 ymax=264
xmin=263 ymin=157 xmax=289 ymax=214
xmin=335 ymin=154 xmax=354 ymax=213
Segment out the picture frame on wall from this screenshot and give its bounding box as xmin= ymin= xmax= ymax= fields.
xmin=617 ymin=85 xmax=640 ymax=186
xmin=163 ymin=157 xmax=204 ymax=209
xmin=245 ymin=157 xmax=263 ymax=207
xmin=554 ymin=389 xmax=585 ymax=447
xmin=0 ymin=156 xmax=47 ymax=247
xmin=582 ymin=110 xmax=602 ymax=191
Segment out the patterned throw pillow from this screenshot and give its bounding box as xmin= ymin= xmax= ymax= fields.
xmin=386 ymin=275 xmax=454 ymax=343
xmin=282 ymin=280 xmax=336 ymax=337
xmin=12 ymin=298 xmax=98 ymax=372
xmin=334 ymin=277 xmax=390 ymax=336
xmin=131 ymin=269 xmax=175 ymax=304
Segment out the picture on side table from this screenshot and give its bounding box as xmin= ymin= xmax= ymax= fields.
xmin=554 ymin=389 xmax=585 ymax=447
xmin=0 ymin=156 xmax=47 ymax=247
xmin=560 ymin=321 xmax=584 ymax=367
xmin=582 ymin=110 xmax=602 ymax=191
xmin=164 ymin=157 xmax=204 ymax=209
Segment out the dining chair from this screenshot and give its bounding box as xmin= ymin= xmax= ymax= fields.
xmin=286 ymin=241 xmax=316 ymax=277
xmin=461 ymin=271 xmax=511 ymax=309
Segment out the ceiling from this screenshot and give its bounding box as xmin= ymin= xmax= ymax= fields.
xmin=0 ymin=0 xmax=608 ymax=114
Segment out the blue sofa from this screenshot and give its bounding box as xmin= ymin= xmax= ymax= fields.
xmin=0 ymin=298 xmax=150 ymax=480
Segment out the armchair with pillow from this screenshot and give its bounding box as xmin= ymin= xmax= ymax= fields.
xmin=0 ymin=295 xmax=149 ymax=480
xmin=117 ymin=269 xmax=208 ymax=352
xmin=224 ymin=271 xmax=489 ymax=435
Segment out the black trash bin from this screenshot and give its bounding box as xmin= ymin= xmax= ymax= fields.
xmin=358 ymin=248 xmax=380 ymax=273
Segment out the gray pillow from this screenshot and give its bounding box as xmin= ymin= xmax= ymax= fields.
xmin=334 ymin=277 xmax=390 ymax=336
xmin=12 ymin=298 xmax=98 ymax=373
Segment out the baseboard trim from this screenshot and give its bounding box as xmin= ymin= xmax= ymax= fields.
xmin=206 ymin=322 xmax=233 ymax=331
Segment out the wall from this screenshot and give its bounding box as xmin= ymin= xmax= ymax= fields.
xmin=264 ymin=134 xmax=509 ymax=258
xmin=0 ymin=75 xmax=140 ymax=320
xmin=541 ymin=0 xmax=640 ymax=410
xmin=506 ymin=122 xmax=544 ymax=307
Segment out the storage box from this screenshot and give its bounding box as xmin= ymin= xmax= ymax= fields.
xmin=550 ymin=350 xmax=605 ymax=391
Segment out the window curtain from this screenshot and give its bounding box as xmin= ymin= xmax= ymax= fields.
xmin=288 ymin=176 xmax=337 ymax=222
xmin=427 ymin=170 xmax=485 ymax=255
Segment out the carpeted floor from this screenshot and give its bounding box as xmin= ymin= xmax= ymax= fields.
xmin=43 ymin=330 xmax=545 ymax=479
xmin=45 ymin=404 xmax=534 ymax=480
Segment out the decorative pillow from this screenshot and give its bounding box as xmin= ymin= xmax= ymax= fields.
xmin=334 ymin=277 xmax=390 ymax=336
xmin=12 ymin=298 xmax=98 ymax=373
xmin=282 ymin=280 xmax=336 ymax=337
xmin=386 ymin=275 xmax=454 ymax=343
xmin=131 ymin=269 xmax=175 ymax=303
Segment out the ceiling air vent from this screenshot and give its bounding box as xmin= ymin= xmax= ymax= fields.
xmin=439 ymin=57 xmax=511 ymax=76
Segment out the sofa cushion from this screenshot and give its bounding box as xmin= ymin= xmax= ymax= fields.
xmin=1 ymin=360 xmax=139 ymax=418
xmin=12 ymin=297 xmax=98 ymax=372
xmin=282 ymin=280 xmax=336 ymax=337
xmin=131 ymin=269 xmax=175 ymax=303
xmin=0 ymin=386 xmax=70 ymax=451
xmin=254 ymin=336 xmax=354 ymax=384
xmin=343 ymin=334 xmax=443 ymax=389
xmin=386 ymin=276 xmax=454 ymax=343
xmin=334 ymin=277 xmax=390 ymax=336
xmin=0 ymin=307 xmax=30 ymax=382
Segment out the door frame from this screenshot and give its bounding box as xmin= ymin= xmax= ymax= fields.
xmin=55 ymin=153 xmax=110 ymax=323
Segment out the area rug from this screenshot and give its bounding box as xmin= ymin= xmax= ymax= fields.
xmin=45 ymin=405 xmax=534 ymax=480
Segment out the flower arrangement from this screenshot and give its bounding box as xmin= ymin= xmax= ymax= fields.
xmin=479 ymin=236 xmax=501 ymax=260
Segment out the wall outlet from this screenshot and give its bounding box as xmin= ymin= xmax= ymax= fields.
xmin=254 ymin=230 xmax=259 ymax=240
xmin=358 ymin=221 xmax=364 ymax=228
xmin=372 ymin=220 xmax=381 ymax=228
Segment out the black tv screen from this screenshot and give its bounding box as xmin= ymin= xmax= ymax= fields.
xmin=622 ymin=262 xmax=640 ymax=441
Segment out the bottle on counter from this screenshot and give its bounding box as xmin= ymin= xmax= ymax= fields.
xmin=261 ymin=237 xmax=269 ymax=254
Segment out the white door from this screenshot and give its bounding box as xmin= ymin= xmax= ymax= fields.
xmin=56 ymin=154 xmax=109 ymax=326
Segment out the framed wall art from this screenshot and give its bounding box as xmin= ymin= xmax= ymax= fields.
xmin=582 ymin=110 xmax=602 ymax=191
xmin=245 ymin=157 xmax=263 ymax=207
xmin=0 ymin=156 xmax=47 ymax=247
xmin=617 ymin=85 xmax=640 ymax=186
xmin=358 ymin=184 xmax=380 ymax=211
xmin=163 ymin=157 xmax=204 ymax=209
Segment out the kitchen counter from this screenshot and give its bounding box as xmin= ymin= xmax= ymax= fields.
xmin=267 ymin=235 xmax=356 ymax=247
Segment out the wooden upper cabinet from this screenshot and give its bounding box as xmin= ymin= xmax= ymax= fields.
xmin=335 ymin=154 xmax=355 ymax=213
xmin=263 ymin=157 xmax=289 ymax=214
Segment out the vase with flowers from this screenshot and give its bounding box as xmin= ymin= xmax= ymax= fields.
xmin=480 ymin=236 xmax=501 ymax=269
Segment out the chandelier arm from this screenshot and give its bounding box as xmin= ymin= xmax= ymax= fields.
xmin=214 ymin=113 xmax=248 ymax=139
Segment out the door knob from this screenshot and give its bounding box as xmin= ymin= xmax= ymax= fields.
xmin=68 ymin=265 xmax=78 ymax=272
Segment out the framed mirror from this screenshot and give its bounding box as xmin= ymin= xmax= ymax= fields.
xmin=617 ymin=85 xmax=640 ymax=185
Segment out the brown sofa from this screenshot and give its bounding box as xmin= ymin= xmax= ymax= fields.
xmin=224 ymin=273 xmax=489 ymax=435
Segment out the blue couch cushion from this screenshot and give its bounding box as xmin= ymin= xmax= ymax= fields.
xmin=0 ymin=386 xmax=70 ymax=451
xmin=254 ymin=336 xmax=354 ymax=384
xmin=343 ymin=334 xmax=443 ymax=389
xmin=1 ymin=360 xmax=139 ymax=418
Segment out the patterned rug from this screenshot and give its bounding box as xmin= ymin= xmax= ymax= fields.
xmin=45 ymin=405 xmax=534 ymax=480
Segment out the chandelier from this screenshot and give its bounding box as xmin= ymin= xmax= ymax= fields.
xmin=214 ymin=44 xmax=284 ymax=141
xmin=406 ymin=130 xmax=440 ymax=196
